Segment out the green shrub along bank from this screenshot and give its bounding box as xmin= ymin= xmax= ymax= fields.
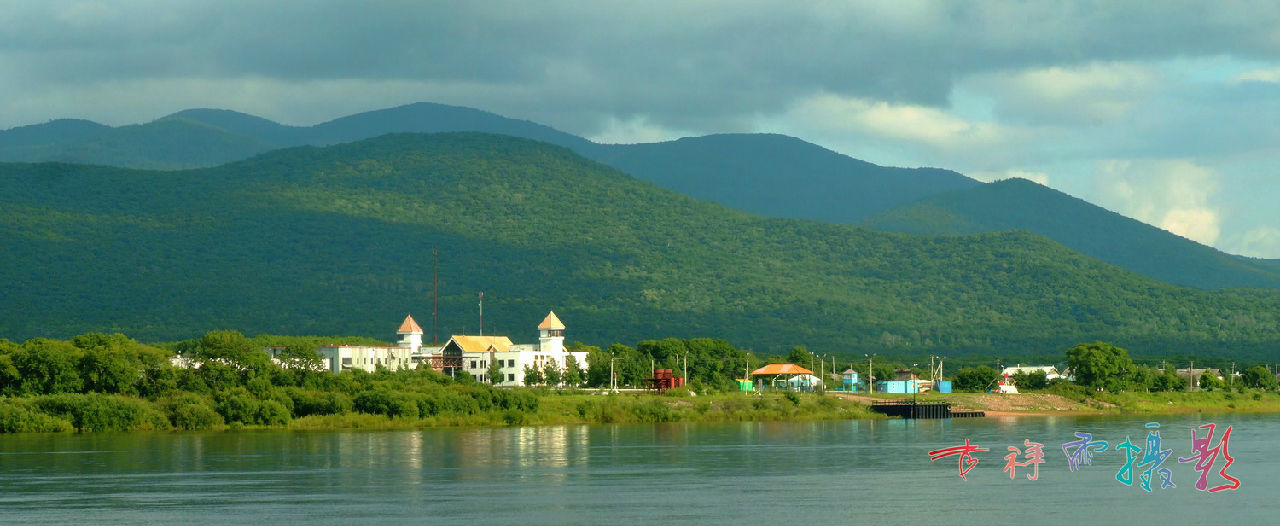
xmin=0 ymin=331 xmax=877 ymax=433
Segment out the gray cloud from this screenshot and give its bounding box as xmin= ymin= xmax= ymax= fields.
xmin=3 ymin=1 xmax=1279 ymax=255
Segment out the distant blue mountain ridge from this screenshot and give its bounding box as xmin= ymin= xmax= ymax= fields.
xmin=3 ymin=102 xmax=1276 ymax=289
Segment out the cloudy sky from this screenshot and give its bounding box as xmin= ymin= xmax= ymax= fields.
xmin=4 ymin=1 xmax=1280 ymax=257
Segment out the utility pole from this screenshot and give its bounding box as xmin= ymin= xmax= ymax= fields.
xmin=478 ymin=291 xmax=484 ymax=336
xmin=867 ymin=354 xmax=874 ymax=393
xmin=1189 ymin=361 xmax=1194 ymax=391
xmin=610 ymin=356 xmax=615 ymax=391
xmin=432 ymin=247 xmax=438 ymax=345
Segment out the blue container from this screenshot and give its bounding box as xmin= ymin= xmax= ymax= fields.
xmin=879 ymin=381 xmax=910 ymax=393
xmin=938 ymin=380 xmax=952 ymax=394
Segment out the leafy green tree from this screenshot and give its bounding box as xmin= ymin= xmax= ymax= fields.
xmin=487 ymin=354 xmax=504 ymax=385
xmin=77 ymin=347 xmax=138 ymax=395
xmin=1127 ymin=365 xmax=1155 ymax=393
xmin=953 ymin=366 xmax=999 ymax=392
xmin=1012 ymin=370 xmax=1049 ymax=390
xmin=1199 ymin=371 xmax=1224 ymax=391
xmin=190 ymin=330 xmax=276 ymax=389
xmin=0 ymin=353 xmax=21 ymax=395
xmin=1066 ymin=342 xmax=1134 ymax=392
xmin=1242 ymin=365 xmax=1278 ymax=390
xmin=543 ymin=361 xmax=563 ymax=387
xmin=12 ymin=339 xmax=83 ymax=395
xmin=872 ymin=363 xmax=896 ymax=385
xmin=276 ymin=344 xmax=324 ymax=372
xmin=1151 ymin=367 xmax=1187 ymax=392
xmin=523 ymin=364 xmax=543 ymax=386
xmin=786 ymin=346 xmax=814 ymax=367
xmin=563 ymin=355 xmax=583 ymax=387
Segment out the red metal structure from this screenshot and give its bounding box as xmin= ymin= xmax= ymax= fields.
xmin=645 ymin=369 xmax=685 ymax=391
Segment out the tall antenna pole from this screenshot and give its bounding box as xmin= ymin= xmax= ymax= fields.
xmin=478 ymin=291 xmax=484 ymax=336
xmin=432 ymin=247 xmax=438 ymax=345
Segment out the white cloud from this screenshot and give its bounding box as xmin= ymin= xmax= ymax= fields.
xmin=1233 ymin=68 xmax=1280 ymax=83
xmin=966 ymin=62 xmax=1158 ymax=125
xmin=587 ymin=116 xmax=689 ymax=144
xmin=1093 ymin=159 xmax=1222 ymax=245
xmin=785 ymin=93 xmax=1009 ymax=152
xmin=970 ymin=170 xmax=1050 ymax=186
xmin=1222 ymin=226 xmax=1280 ymax=259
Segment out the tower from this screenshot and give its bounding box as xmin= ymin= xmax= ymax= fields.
xmin=537 ymin=311 xmax=565 ymax=355
xmin=397 ymin=314 xmax=423 ymax=353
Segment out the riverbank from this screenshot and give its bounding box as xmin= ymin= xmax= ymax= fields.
xmin=832 ymin=389 xmax=1280 ymax=417
xmin=286 ymin=391 xmax=882 ymax=430
xmin=0 ymin=390 xmax=883 ymax=433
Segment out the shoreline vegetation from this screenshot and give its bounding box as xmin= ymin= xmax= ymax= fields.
xmin=2 ymin=332 xmax=1278 ymax=434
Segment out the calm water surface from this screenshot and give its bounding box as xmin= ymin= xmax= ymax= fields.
xmin=1 ymin=413 xmax=1275 ymax=525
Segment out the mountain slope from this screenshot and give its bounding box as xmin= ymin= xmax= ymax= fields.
xmin=1 ymin=103 xmax=1272 ymax=291
xmin=2 ymin=133 xmax=1279 ymax=359
xmin=0 ymin=103 xmax=974 ymax=221
xmin=590 ymin=134 xmax=979 ymax=222
xmin=859 ymin=178 xmax=1280 ymax=289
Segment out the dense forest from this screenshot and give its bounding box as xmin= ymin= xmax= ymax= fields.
xmin=6 ymin=101 xmax=1275 ymax=290
xmin=860 ymin=177 xmax=1280 ymax=289
xmin=3 ymin=133 xmax=1280 ymax=359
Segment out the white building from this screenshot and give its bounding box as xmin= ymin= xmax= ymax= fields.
xmin=446 ymin=311 xmax=588 ymax=387
xmin=1000 ymin=365 xmax=1064 ymax=381
xmin=263 ymin=315 xmax=432 ymax=373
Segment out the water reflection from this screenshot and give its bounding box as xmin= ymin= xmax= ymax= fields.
xmin=0 ymin=414 xmax=1275 ymax=526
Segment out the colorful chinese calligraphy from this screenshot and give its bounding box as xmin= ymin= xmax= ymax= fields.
xmin=1178 ymin=423 xmax=1240 ymax=493
xmin=1004 ymin=439 xmax=1045 ymax=480
xmin=928 ymin=438 xmax=989 ymax=481
xmin=929 ymin=421 xmax=1240 ymax=492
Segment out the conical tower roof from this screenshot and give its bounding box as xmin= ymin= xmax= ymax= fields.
xmin=398 ymin=314 xmax=423 ymax=334
xmin=537 ymin=311 xmax=565 ymax=330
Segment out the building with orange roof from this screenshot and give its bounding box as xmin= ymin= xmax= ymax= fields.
xmin=260 ymin=311 xmax=584 ymax=383
xmin=446 ymin=310 xmax=586 ymax=386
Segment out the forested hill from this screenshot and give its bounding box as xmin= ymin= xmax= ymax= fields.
xmin=0 ymin=103 xmax=975 ymax=223
xmin=589 ymin=134 xmax=977 ymax=223
xmin=8 ymin=102 xmax=1276 ymax=291
xmin=2 ymin=133 xmax=1279 ymax=359
xmin=859 ymin=178 xmax=1280 ymax=289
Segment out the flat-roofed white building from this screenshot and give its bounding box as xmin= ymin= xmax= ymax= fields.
xmin=264 ymin=315 xmax=431 ymax=373
xmin=1000 ymin=365 xmax=1064 ymax=381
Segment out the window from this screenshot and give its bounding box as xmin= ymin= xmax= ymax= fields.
xmin=508 ymin=374 xmax=515 ymax=382
xmin=342 ymin=358 xmax=352 ymax=365
xmin=470 ymin=360 xmax=477 ymax=369
xmin=508 ymin=359 xmax=515 ymax=367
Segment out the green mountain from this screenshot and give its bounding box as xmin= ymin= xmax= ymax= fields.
xmin=859 ymin=178 xmax=1280 ymax=289
xmin=0 ymin=103 xmax=975 ymax=220
xmin=591 ymin=134 xmax=977 ymax=222
xmin=2 ymin=133 xmax=1278 ymax=359
xmin=1 ymin=102 xmax=1273 ymax=290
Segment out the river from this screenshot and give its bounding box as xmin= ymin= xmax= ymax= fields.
xmin=1 ymin=413 xmax=1273 ymax=525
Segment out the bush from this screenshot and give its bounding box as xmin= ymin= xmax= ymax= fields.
xmin=629 ymin=398 xmax=673 ymax=422
xmin=501 ymin=409 xmax=527 ymax=425
xmin=31 ymin=393 xmax=168 ymax=432
xmin=257 ymin=400 xmax=292 ymax=426
xmin=172 ymin=403 xmax=224 ymax=430
xmin=354 ymin=389 xmax=419 ymax=418
xmin=0 ymin=399 xmax=74 ymax=432
xmin=287 ymin=388 xmax=353 ymax=417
